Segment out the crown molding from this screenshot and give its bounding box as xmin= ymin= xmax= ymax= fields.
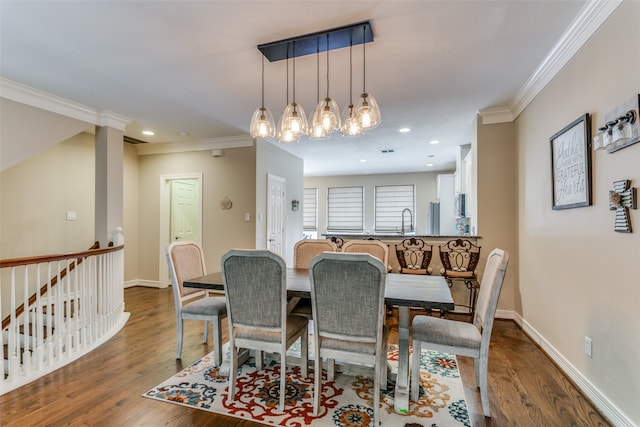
xmin=479 ymin=0 xmax=623 ymax=125
xmin=509 ymin=0 xmax=623 ymax=120
xmin=98 ymin=110 xmax=130 ymax=131
xmin=135 ymin=135 xmax=253 ymax=155
xmin=0 ymin=77 xmax=131 ymax=130
xmin=477 ymin=106 xmax=515 ymax=125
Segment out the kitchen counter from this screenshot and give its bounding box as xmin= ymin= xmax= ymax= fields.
xmin=323 ymin=234 xmax=480 ymax=240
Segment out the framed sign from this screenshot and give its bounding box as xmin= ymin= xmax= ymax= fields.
xmin=550 ymin=113 xmax=592 ymax=210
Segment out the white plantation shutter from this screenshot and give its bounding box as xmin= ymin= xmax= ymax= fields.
xmin=375 ymin=185 xmax=415 ymax=233
xmin=327 ymin=186 xmax=364 ymax=232
xmin=303 ymin=188 xmax=317 ymax=230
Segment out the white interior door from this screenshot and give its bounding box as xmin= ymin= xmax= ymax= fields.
xmin=170 ymin=179 xmax=198 ymax=242
xmin=267 ymin=174 xmax=285 ymax=256
xmin=159 ymin=173 xmax=203 ymax=288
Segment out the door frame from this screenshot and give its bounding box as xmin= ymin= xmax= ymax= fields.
xmin=159 ymin=173 xmax=203 ymax=288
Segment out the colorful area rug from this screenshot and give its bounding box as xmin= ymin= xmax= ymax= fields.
xmin=144 ymin=343 xmax=470 ymax=426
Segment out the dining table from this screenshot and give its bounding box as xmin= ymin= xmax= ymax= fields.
xmin=184 ymin=268 xmax=454 ymax=414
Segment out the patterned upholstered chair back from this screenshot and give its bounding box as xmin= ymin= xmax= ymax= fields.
xmin=293 ymin=239 xmax=337 ymax=269
xmin=395 ymin=237 xmax=433 ymax=275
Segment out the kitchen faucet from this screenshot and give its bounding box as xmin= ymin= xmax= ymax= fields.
xmin=401 ymin=208 xmax=413 ymax=235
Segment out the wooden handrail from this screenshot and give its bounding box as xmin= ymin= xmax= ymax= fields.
xmin=1 ymin=242 xmax=123 ymax=330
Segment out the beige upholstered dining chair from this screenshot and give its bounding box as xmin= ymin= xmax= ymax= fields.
xmin=410 ymin=248 xmax=509 ymax=418
xmin=290 ymin=239 xmax=338 ymax=318
xmin=342 ymin=239 xmax=389 ymax=270
xmin=166 ymin=241 xmax=227 ymax=364
xmin=309 ymin=252 xmax=387 ymax=426
xmin=221 ymin=249 xmax=309 ymax=411
xmin=293 ymin=239 xmax=337 ymax=269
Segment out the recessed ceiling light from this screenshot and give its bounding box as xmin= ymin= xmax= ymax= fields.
xmin=142 ymin=130 xmax=155 ymax=136
xmin=399 ymin=127 xmax=411 ymax=133
xmin=426 ymin=163 xmax=434 ymax=167
xmin=429 ymin=140 xmax=440 ymax=145
xmin=360 ymin=159 xmax=367 ymax=163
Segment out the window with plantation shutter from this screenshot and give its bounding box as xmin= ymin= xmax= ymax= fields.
xmin=303 ymin=188 xmax=317 ymax=230
xmin=327 ymin=186 xmax=364 ymax=232
xmin=375 ymin=185 xmax=415 ymax=233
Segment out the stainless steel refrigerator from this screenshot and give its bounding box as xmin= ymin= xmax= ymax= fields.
xmin=428 ymin=202 xmax=440 ymax=235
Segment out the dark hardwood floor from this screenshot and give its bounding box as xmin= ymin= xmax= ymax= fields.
xmin=0 ymin=287 xmax=611 ymax=426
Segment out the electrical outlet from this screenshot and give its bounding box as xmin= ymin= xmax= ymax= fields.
xmin=584 ymin=336 xmax=592 ymax=358
xmin=66 ymin=211 xmax=76 ymax=221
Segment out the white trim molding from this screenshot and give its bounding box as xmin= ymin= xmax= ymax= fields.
xmin=508 ymin=310 xmax=634 ymax=427
xmin=0 ymin=77 xmax=131 ymax=129
xmin=135 ymin=135 xmax=253 ymax=155
xmin=479 ymin=0 xmax=623 ymax=125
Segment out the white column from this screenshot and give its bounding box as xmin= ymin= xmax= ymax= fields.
xmin=95 ymin=124 xmax=124 ymax=248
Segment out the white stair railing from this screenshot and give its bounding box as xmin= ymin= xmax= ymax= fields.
xmin=0 ymin=244 xmax=128 ymax=395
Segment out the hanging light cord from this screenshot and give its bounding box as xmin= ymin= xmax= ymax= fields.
xmin=316 ymin=39 xmax=320 ymax=103
xmin=349 ymin=34 xmax=353 ymax=105
xmin=292 ymin=41 xmax=297 ymax=103
xmin=261 ymin=55 xmax=265 ymax=108
xmin=325 ymin=34 xmax=330 ymax=98
xmin=362 ymin=25 xmax=367 ymax=93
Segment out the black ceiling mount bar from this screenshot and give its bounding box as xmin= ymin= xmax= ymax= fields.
xmin=257 ymin=20 xmax=373 ymax=62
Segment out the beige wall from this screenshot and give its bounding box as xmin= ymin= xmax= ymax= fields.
xmin=255 ymin=139 xmax=305 ymax=267
xmin=475 ymin=121 xmax=518 ymax=314
xmin=0 ymin=99 xmax=92 ymax=172
xmin=136 ymin=146 xmax=257 ymax=283
xmin=304 ymin=171 xmax=446 ymax=236
xmin=0 ymin=132 xmax=96 ymax=258
xmin=515 ymin=1 xmax=639 ymax=423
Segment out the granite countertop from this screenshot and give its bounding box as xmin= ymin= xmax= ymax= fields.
xmin=323 ymin=234 xmax=480 ymax=239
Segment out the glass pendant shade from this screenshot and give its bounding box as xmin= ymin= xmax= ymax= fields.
xmin=340 ymin=103 xmax=363 ymax=136
xmin=313 ymin=97 xmax=341 ymax=132
xmin=355 ymin=92 xmax=381 ymax=130
xmin=249 ymin=106 xmax=276 ymax=138
xmin=278 ymin=102 xmax=307 ymax=143
xmin=308 ymin=108 xmax=330 ymax=140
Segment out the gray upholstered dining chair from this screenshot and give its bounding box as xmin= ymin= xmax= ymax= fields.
xmin=290 ymin=239 xmax=338 ymax=318
xmin=410 ymin=248 xmax=509 ymax=418
xmin=309 ymin=252 xmax=387 ymax=426
xmin=166 ymin=241 xmax=227 ymax=364
xmin=221 ymin=249 xmax=309 ymax=411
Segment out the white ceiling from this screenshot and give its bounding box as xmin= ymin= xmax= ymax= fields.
xmin=0 ymin=0 xmax=589 ymax=176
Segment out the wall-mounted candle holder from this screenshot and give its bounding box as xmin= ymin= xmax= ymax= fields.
xmin=593 ymin=94 xmax=640 ymax=153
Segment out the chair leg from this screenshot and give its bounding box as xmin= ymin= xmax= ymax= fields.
xmin=228 ymin=340 xmax=237 ymax=401
xmin=176 ymin=318 xmax=184 ymax=359
xmin=373 ymin=352 xmax=380 ymax=427
xmin=212 ymin=316 xmax=223 ymax=367
xmin=327 ymin=358 xmax=335 ymax=381
xmin=301 ymin=326 xmax=309 ymax=378
xmin=478 ymin=355 xmax=491 ymax=417
xmin=410 ymin=339 xmax=421 ymax=401
xmin=313 ymin=350 xmax=321 ymax=415
xmin=202 ymin=320 xmax=209 ymax=343
xmin=279 ymin=344 xmax=287 ymax=411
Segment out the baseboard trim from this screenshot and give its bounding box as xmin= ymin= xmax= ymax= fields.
xmin=124 ymin=279 xmax=160 ymax=289
xmin=503 ymin=310 xmax=634 ymax=427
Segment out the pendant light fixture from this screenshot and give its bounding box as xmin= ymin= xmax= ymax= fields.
xmin=355 ymin=24 xmax=381 ymax=131
xmin=249 ymin=54 xmax=276 ymax=139
xmin=278 ymin=41 xmax=307 ymax=143
xmin=255 ymin=21 xmax=377 ymax=143
xmin=310 ymin=34 xmax=340 ymax=137
xmin=341 ymin=34 xmax=363 ymax=137
xmin=308 ymin=39 xmax=329 ymax=140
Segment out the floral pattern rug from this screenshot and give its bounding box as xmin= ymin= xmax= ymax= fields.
xmin=143 ymin=342 xmax=470 ymax=427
